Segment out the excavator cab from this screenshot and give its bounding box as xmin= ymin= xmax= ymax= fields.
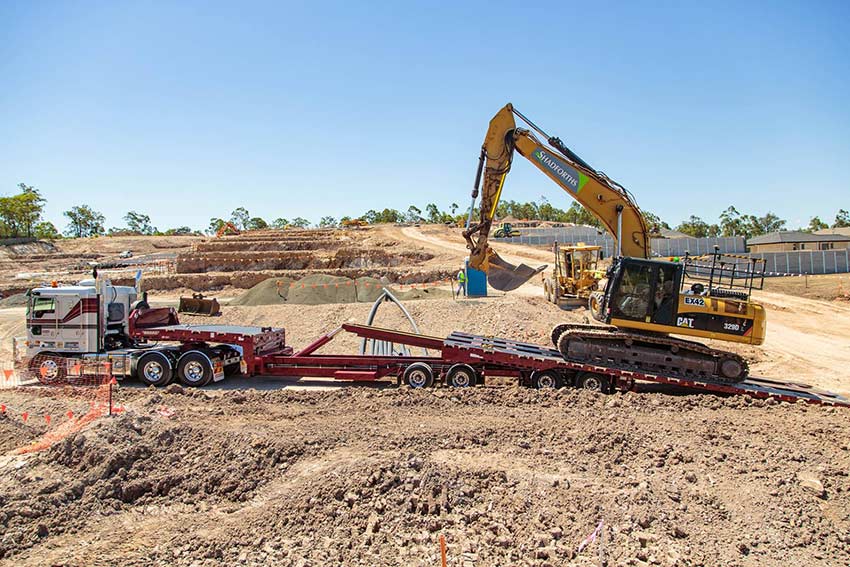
xmin=603 ymin=258 xmax=681 ymax=327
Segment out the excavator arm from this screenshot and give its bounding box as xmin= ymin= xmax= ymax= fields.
xmin=463 ymin=104 xmax=651 ymax=290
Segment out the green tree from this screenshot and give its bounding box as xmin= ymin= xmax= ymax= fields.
xmin=834 ymin=209 xmax=850 ymax=228
xmin=207 ymin=218 xmax=226 ymax=235
xmin=33 ymin=221 xmax=61 ymax=240
xmin=744 ymin=212 xmax=785 ymax=237
xmin=0 ymin=184 xmax=46 ymax=238
xmin=318 ymin=216 xmax=337 ymax=228
xmin=362 ymin=210 xmax=378 ymax=224
xmin=124 ymin=211 xmax=156 ymax=235
xmin=807 ymin=216 xmax=828 ymax=232
xmin=64 ymin=205 xmax=105 ymax=238
xmin=642 ymin=211 xmax=669 ymax=235
xmin=719 ymin=206 xmax=746 ymax=237
xmin=164 ymin=226 xmax=195 ymax=236
xmin=675 ymin=215 xmax=710 ymax=238
xmin=271 ymin=218 xmax=289 ymax=229
xmin=290 ymin=217 xmax=310 ymax=228
xmin=230 ymin=207 xmax=251 ymax=230
xmin=245 ymin=217 xmax=268 ymax=230
xmin=405 ymin=205 xmax=422 ymax=223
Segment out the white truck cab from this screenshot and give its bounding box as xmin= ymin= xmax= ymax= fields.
xmin=26 ymin=279 xmax=137 ymax=359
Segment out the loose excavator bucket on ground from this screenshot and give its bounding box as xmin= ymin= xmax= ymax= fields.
xmin=178 ymin=294 xmax=221 ymax=316
xmin=486 ymin=251 xmax=547 ymax=292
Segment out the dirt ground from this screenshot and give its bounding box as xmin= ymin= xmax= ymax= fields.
xmin=1 ymin=226 xmax=850 ymax=566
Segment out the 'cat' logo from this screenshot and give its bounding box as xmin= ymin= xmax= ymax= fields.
xmin=677 ymin=316 xmax=695 ymax=328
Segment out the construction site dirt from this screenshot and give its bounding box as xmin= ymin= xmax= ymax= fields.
xmin=1 ymin=225 xmax=850 ymax=566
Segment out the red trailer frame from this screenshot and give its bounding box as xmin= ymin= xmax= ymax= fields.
xmin=129 ymin=310 xmax=849 ymax=408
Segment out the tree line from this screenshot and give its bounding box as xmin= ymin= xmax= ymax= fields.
xmin=2 ymin=183 xmax=848 ymax=240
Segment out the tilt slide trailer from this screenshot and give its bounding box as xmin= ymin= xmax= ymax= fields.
xmin=33 ymin=304 xmax=849 ymax=407
xmin=249 ymin=323 xmax=850 ymax=408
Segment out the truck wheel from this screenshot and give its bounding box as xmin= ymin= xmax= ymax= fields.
xmin=577 ymin=372 xmax=611 ymax=394
xmin=177 ymin=351 xmax=214 ymax=387
xmin=403 ymin=363 xmax=434 ymax=388
xmin=446 ymin=364 xmax=477 ymax=387
xmin=137 ymin=352 xmax=173 ymax=387
xmin=532 ymin=370 xmax=562 ymax=389
xmin=588 ymin=292 xmax=605 ymax=321
xmin=29 ymin=354 xmax=66 ymax=385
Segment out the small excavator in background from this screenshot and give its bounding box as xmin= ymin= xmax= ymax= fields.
xmin=462 ymin=104 xmax=767 ymax=382
xmin=215 ymin=221 xmax=241 ymax=238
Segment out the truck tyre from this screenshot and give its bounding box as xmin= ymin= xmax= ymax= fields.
xmin=177 ymin=351 xmax=214 ymax=387
xmin=588 ymin=292 xmax=605 ymax=321
xmin=403 ymin=362 xmax=434 ymax=389
xmin=29 ymin=353 xmax=66 ymax=385
xmin=446 ymin=364 xmax=477 ymax=388
xmin=577 ymin=372 xmax=611 ymax=394
xmin=532 ymin=370 xmax=562 ymax=389
xmin=136 ymin=351 xmax=173 ymax=387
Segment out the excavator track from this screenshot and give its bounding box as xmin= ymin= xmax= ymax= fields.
xmin=555 ymin=326 xmax=749 ymax=383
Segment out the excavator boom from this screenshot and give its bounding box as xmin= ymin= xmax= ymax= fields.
xmin=463 ymin=104 xmax=650 ymax=290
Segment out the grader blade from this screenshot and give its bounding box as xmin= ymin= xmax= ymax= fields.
xmin=487 ymin=251 xmax=547 ymax=292
xmin=178 ymin=294 xmax=221 ymax=316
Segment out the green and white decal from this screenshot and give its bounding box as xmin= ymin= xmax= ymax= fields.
xmin=532 ymin=148 xmax=589 ymax=193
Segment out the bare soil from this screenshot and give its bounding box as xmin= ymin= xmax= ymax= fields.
xmin=1 ymin=225 xmax=849 ymax=566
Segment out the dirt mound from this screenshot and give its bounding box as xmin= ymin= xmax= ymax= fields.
xmin=231 ymin=275 xmax=453 ymax=306
xmin=0 ymin=386 xmax=847 ymax=566
xmin=228 ymin=277 xmax=291 ymax=306
xmin=286 ymin=274 xmax=357 ymax=305
xmin=0 ymin=293 xmax=27 ymax=308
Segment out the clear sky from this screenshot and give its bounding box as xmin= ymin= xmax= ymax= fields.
xmin=1 ymin=0 xmax=848 ymax=233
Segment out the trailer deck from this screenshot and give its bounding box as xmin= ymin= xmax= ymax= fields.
xmin=126 ymin=312 xmax=848 ymax=407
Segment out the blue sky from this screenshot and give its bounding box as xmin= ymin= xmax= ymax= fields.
xmin=1 ymin=0 xmax=848 ymax=233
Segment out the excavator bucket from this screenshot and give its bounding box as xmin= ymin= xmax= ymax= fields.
xmin=178 ymin=294 xmax=221 ymax=316
xmin=486 ymin=251 xmax=547 ymax=292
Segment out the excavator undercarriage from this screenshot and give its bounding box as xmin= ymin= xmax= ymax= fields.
xmin=551 ymin=323 xmax=749 ymax=382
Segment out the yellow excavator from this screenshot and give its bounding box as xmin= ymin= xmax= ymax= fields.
xmin=462 ymin=104 xmax=767 ymax=382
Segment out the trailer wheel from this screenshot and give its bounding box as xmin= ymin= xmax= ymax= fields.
xmin=136 ymin=352 xmax=173 ymax=387
xmin=446 ymin=364 xmax=477 ymax=388
xmin=403 ymin=363 xmax=434 ymax=389
xmin=577 ymin=372 xmax=611 ymax=394
xmin=532 ymin=370 xmax=562 ymax=390
xmin=177 ymin=351 xmax=214 ymax=387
